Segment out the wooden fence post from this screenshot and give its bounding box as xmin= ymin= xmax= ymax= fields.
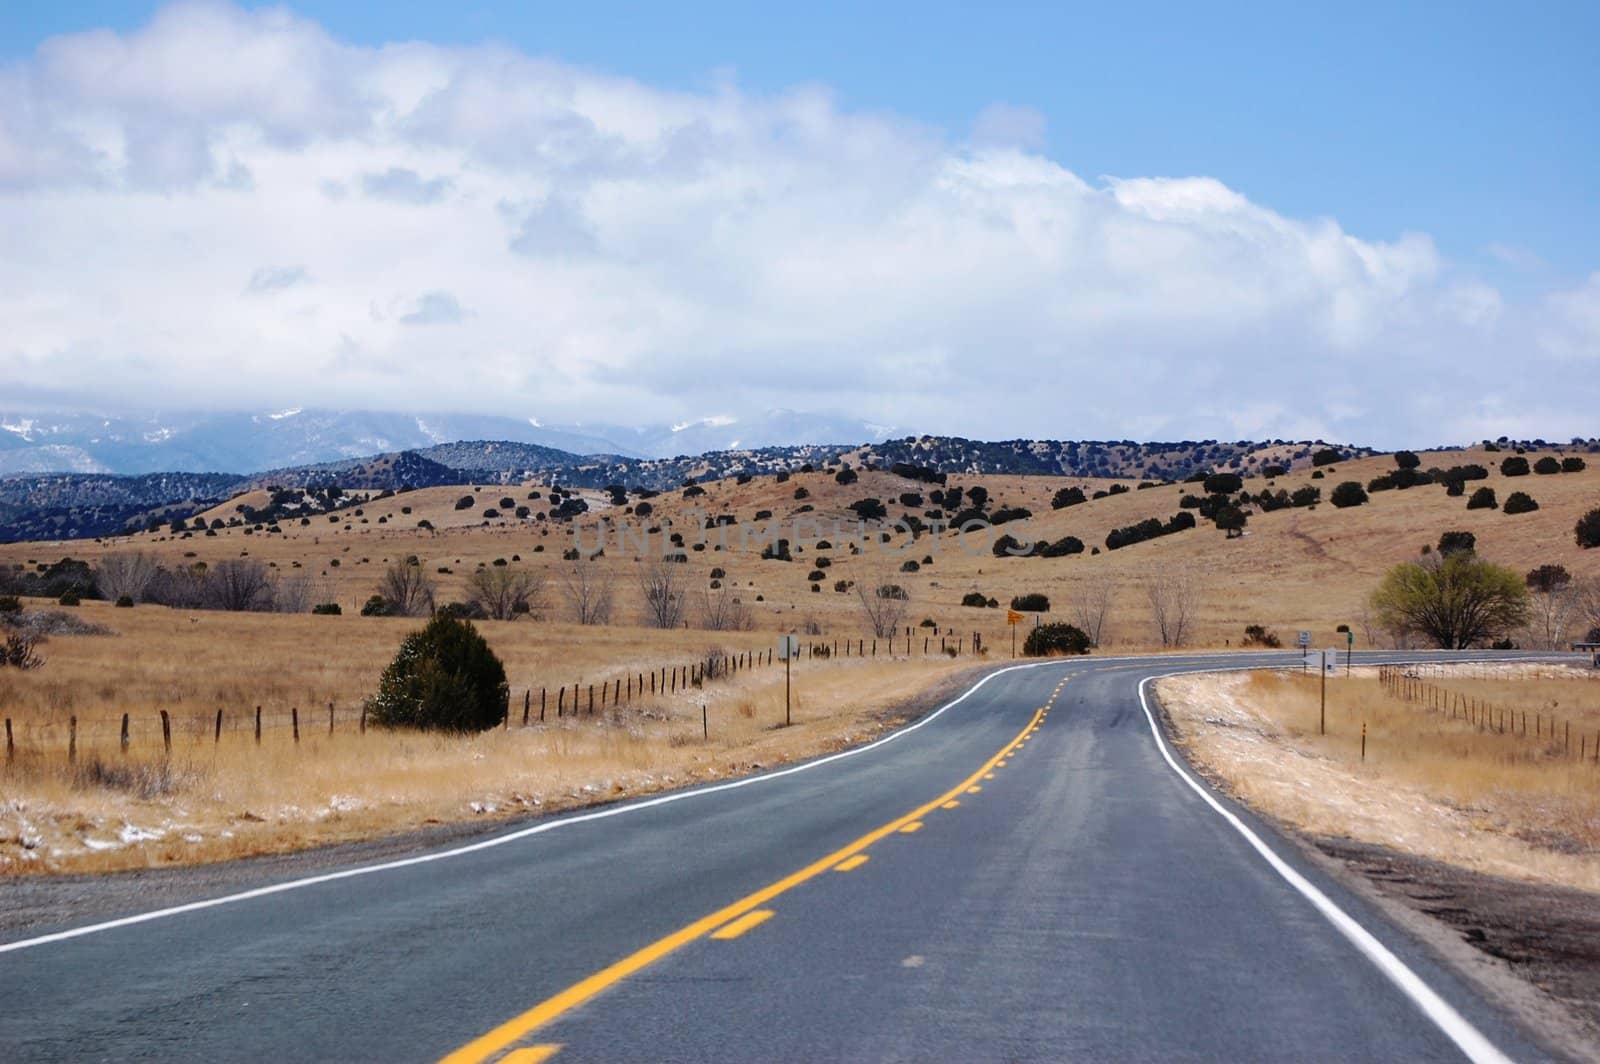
xmin=558 ymin=687 xmax=565 ymax=717
xmin=120 ymin=712 xmax=130 ymax=752
xmin=524 ymin=689 xmax=531 ymax=726
xmin=360 ymin=704 xmax=367 ymax=734
xmin=291 ymin=707 xmax=300 ymax=743
xmin=160 ymin=709 xmax=171 ymax=755
xmin=69 ymin=716 xmax=77 ymax=764
xmin=215 ymin=708 xmax=223 ymax=744
xmin=540 ymin=688 xmax=546 ymax=722
xmin=4 ymin=718 xmax=12 ymax=762
xmin=329 ymin=702 xmax=336 ymax=737
xmin=255 ymin=706 xmax=262 ymax=744
xmin=588 ymin=685 xmax=594 ymax=715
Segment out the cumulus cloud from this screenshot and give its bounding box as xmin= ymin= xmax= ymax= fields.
xmin=0 ymin=0 xmax=1593 ymax=446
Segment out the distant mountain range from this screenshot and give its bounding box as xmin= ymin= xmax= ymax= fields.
xmin=0 ymin=430 xmax=1397 ymax=544
xmin=0 ymin=408 xmax=898 ymax=475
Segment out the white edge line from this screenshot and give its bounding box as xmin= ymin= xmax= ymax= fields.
xmin=0 ymin=655 xmax=1076 ymax=955
xmin=1136 ymin=669 xmax=1513 ymax=1064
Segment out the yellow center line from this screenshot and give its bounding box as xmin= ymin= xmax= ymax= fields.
xmin=899 ymin=821 xmax=924 ymax=834
xmin=833 ymin=855 xmax=870 ymax=872
xmin=500 ymin=1047 xmax=562 ymax=1064
xmin=941 ymin=800 xmax=960 ymax=809
xmin=710 ymin=909 xmax=775 ymax=940
xmin=438 ymin=703 xmax=1046 ymax=1064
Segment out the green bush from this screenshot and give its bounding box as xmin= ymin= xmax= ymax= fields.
xmin=1466 ymin=486 xmax=1497 ymax=510
xmin=1330 ymin=481 xmax=1368 ymax=508
xmin=1010 ymin=593 xmax=1050 ymax=612
xmin=1394 ymin=451 xmax=1420 ymax=470
xmin=1500 ymin=456 xmax=1529 ymax=477
xmin=960 ymin=591 xmax=989 ymax=607
xmin=0 ymin=595 xmax=21 ymax=614
xmin=1503 ymin=491 xmax=1539 ymax=515
xmin=1437 ymin=531 xmax=1475 ymax=556
xmin=366 ymin=615 xmax=509 ymax=732
xmin=1051 ymin=486 xmax=1086 ymax=509
xmin=312 ymin=603 xmax=342 ymax=615
xmin=1561 ymin=456 xmax=1586 ymax=473
xmin=1533 ymin=456 xmax=1561 ymax=475
xmin=1577 ymin=507 xmax=1600 ymax=549
xmin=1312 ymin=448 xmax=1344 ymax=466
xmin=1202 ymin=472 xmax=1243 ymax=495
xmin=1241 ymin=624 xmax=1281 ymax=648
xmin=360 ymin=594 xmax=395 ymax=617
xmin=1023 ymin=622 xmax=1092 ymax=656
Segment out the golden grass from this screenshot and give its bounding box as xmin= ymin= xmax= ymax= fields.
xmin=1158 ymin=666 xmax=1600 ymax=890
xmin=0 ymin=607 xmax=977 ymax=874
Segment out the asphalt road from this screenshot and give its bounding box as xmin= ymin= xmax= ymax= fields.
xmin=0 ymin=652 xmax=1564 ymax=1062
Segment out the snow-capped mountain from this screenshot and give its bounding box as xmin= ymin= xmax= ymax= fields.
xmin=0 ymin=408 xmax=897 ymax=475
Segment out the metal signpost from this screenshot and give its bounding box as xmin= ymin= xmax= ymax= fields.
xmin=1007 ymin=608 xmax=1023 ymax=658
xmin=1297 ymin=630 xmax=1311 ymax=672
xmin=778 ymin=634 xmax=801 ymax=727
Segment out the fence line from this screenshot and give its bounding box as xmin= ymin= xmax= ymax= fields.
xmin=1377 ymin=665 xmax=1599 ymax=763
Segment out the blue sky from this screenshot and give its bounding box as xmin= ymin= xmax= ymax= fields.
xmin=2 ymin=1 xmax=1596 ymax=445
xmin=7 ymin=0 xmax=1596 ymax=287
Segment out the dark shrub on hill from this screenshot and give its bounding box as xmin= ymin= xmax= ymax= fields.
xmin=1010 ymin=593 xmax=1050 ymax=612
xmin=1562 ymin=456 xmax=1586 ymax=473
xmin=454 ymin=495 xmax=475 ymax=510
xmin=1312 ymin=448 xmax=1344 ymax=466
xmin=1503 ymin=492 xmax=1539 ymax=515
xmin=1466 ymin=487 xmax=1497 ymax=510
xmin=366 ymin=615 xmax=508 ymax=733
xmin=1330 ymin=481 xmax=1368 ymax=508
xmin=1241 ymin=624 xmax=1281 ymax=648
xmin=1202 ymin=472 xmax=1242 ymax=495
xmin=1051 ymin=487 xmax=1086 ymax=509
xmin=1037 ymin=536 xmax=1085 ymax=557
xmin=1437 ymin=531 xmax=1476 ymax=556
xmin=834 ymin=468 xmax=858 ymax=485
xmin=1291 ymin=486 xmax=1321 ymax=508
xmin=1534 ymin=456 xmax=1561 ymax=475
xmin=1394 ymin=451 xmax=1420 ymax=470
xmin=849 ymin=497 xmax=888 ymax=521
xmin=1023 ymin=622 xmax=1091 ymax=656
xmin=1500 ymin=456 xmax=1529 ymax=477
xmin=961 ymin=591 xmax=990 ymax=608
xmin=1577 ymin=507 xmax=1600 ymax=549
xmin=1262 ymin=464 xmax=1288 ymax=478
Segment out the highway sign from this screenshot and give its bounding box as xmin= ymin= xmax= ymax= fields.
xmin=1297 ymin=630 xmax=1311 ymax=647
xmin=1007 ymin=609 xmax=1024 ymax=625
xmin=778 ymin=634 xmax=801 ymax=661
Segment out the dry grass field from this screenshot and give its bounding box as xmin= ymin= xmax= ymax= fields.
xmin=3 ymin=443 xmax=1598 ymax=873
xmin=1158 ymin=666 xmax=1600 ymax=891
xmin=0 ymin=600 xmax=978 ymax=873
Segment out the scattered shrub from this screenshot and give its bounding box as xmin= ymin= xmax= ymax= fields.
xmin=1241 ymin=624 xmax=1281 ymax=648
xmin=1466 ymin=486 xmax=1497 ymax=510
xmin=1533 ymin=456 xmax=1560 ymax=475
xmin=1500 ymin=456 xmax=1529 ymax=477
xmin=1312 ymin=448 xmax=1344 ymax=466
xmin=58 ymin=590 xmax=81 ymax=606
xmin=360 ymin=594 xmax=394 ymax=617
xmin=899 ymin=560 xmax=920 ymax=573
xmin=961 ymin=591 xmax=989 ymax=608
xmin=1503 ymin=491 xmax=1539 ymax=515
xmin=0 ymin=595 xmax=20 ymax=614
xmin=1023 ymin=622 xmax=1092 ymax=656
xmin=312 ymin=603 xmax=342 ymax=615
xmin=1202 ymin=472 xmax=1243 ymax=495
xmin=1437 ymin=531 xmax=1476 ymax=556
xmin=366 ymin=615 xmax=509 ymax=732
xmin=1561 ymin=456 xmax=1586 ymax=473
xmin=1329 ymin=481 xmax=1368 ymax=508
xmin=1037 ymin=535 xmax=1085 ymax=557
xmin=454 ymin=495 xmax=475 ymax=510
xmin=114 ymin=595 xmax=134 ymax=608
xmin=1576 ymin=507 xmax=1600 ymax=549
xmin=1394 ymin=451 xmax=1421 ymax=470
xmin=1010 ymin=593 xmax=1050 ymax=612
xmin=1051 ymin=486 xmax=1087 ymax=509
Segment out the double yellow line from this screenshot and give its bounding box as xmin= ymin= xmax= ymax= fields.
xmin=441 ymin=701 xmax=1050 ymax=1063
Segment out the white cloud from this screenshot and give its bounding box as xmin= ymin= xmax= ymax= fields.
xmin=0 ymin=0 xmax=1593 ymax=447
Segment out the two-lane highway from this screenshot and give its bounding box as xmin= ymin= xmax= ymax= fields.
xmin=0 ymin=653 xmax=1558 ymax=1061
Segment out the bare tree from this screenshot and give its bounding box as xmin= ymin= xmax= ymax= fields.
xmin=855 ymin=563 xmax=910 ymax=639
xmin=1069 ymin=571 xmax=1116 ymax=646
xmin=95 ymin=551 xmax=160 ymax=603
xmin=1523 ymin=565 xmax=1583 ymax=650
xmin=206 ymin=559 xmax=276 ymax=612
xmin=562 ymin=554 xmax=614 ymax=625
xmin=272 ymin=572 xmax=335 ymax=614
xmin=377 ymin=559 xmax=435 ymax=617
xmin=467 ymin=566 xmax=547 ymax=621
xmin=147 ymin=563 xmax=210 ymax=608
xmin=699 ymin=583 xmax=754 ymax=631
xmin=639 ymin=559 xmax=688 ymax=629
xmin=1146 ymin=568 xmax=1199 ymax=648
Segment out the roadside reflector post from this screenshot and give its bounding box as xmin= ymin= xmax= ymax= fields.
xmin=702 ymin=701 xmax=708 ymax=741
